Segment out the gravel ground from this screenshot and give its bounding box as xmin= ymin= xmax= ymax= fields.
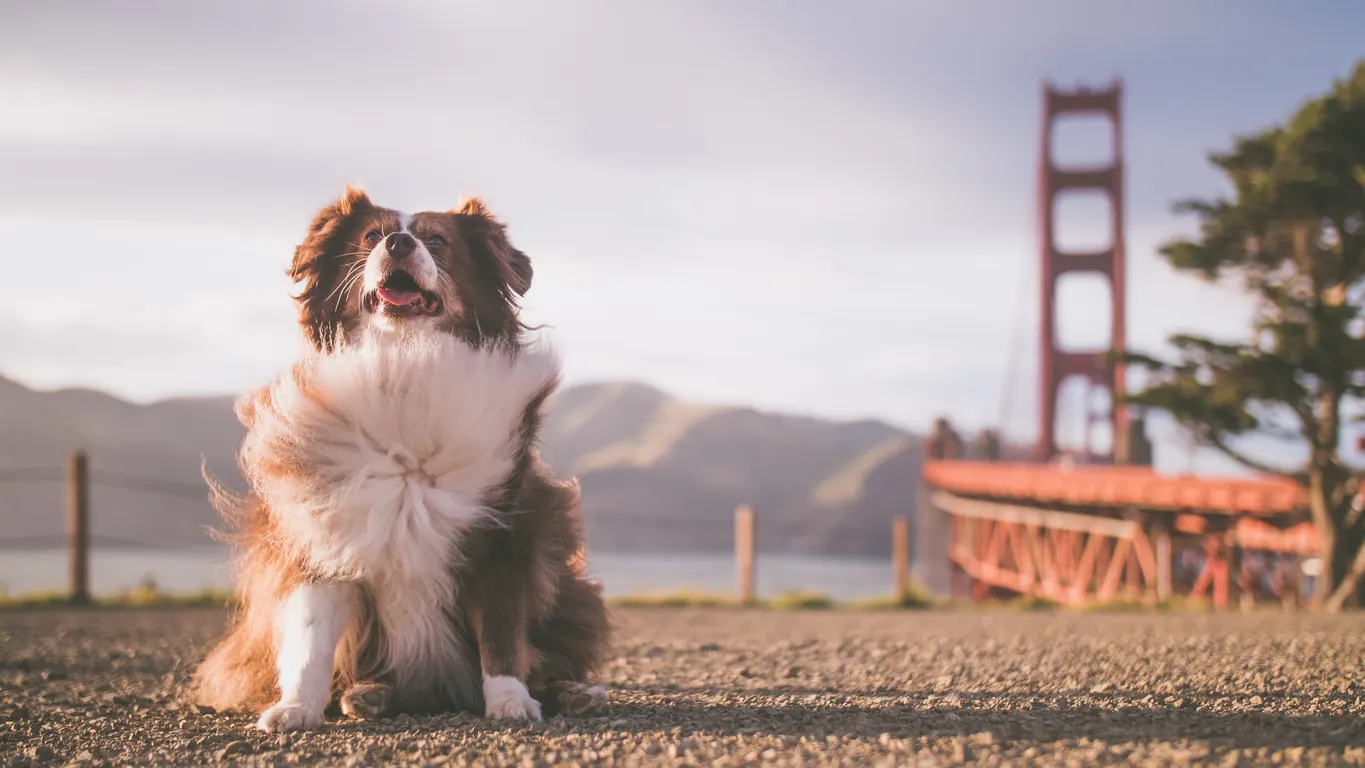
xmin=2 ymin=608 xmax=1365 ymax=766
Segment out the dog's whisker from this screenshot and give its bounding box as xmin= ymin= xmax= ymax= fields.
xmin=328 ymin=270 xmax=365 ymax=307
xmin=331 ymin=260 xmax=365 ymax=291
xmin=327 ymin=259 xmax=370 ymax=306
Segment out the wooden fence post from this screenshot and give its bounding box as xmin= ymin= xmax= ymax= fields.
xmin=734 ymin=504 xmax=755 ymax=606
xmin=892 ymin=515 xmax=910 ymax=602
xmin=1152 ymin=520 xmax=1172 ymax=602
xmin=67 ymin=450 xmax=90 ymax=604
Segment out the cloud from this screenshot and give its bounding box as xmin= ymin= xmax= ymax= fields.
xmin=0 ymin=1 xmax=1007 ymax=227
xmin=0 ymin=305 xmax=291 ymax=403
xmin=0 ymin=0 xmax=1360 ymax=451
xmin=0 ymin=310 xmax=277 ymax=403
xmin=0 ymin=314 xmax=199 ymax=366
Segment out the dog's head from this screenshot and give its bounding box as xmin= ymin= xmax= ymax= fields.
xmin=288 ymin=187 xmax=534 ymax=350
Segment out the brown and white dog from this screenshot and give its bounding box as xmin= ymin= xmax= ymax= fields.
xmin=192 ymin=188 xmax=610 ymax=733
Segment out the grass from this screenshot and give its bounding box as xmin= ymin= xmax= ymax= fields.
xmin=848 ymin=578 xmax=936 ymax=610
xmin=1062 ymin=595 xmax=1291 ymax=614
xmin=0 ymin=576 xmax=234 ymax=611
xmin=848 ymin=594 xmax=935 ymax=611
xmin=768 ymin=590 xmax=836 ymax=610
xmin=605 ymin=588 xmax=844 ymax=611
xmin=4 ymin=583 xmax=923 ymax=613
xmin=0 ymin=588 xmax=234 ymax=610
xmin=1 ymin=589 xmax=1286 ymax=613
xmin=608 ymin=589 xmax=841 ymax=611
xmin=607 ymin=589 xmax=739 ymax=608
xmin=607 ymin=584 xmax=934 ymax=611
xmin=963 ymin=594 xmax=1062 ymax=612
xmin=0 ymin=578 xmax=1282 ymax=614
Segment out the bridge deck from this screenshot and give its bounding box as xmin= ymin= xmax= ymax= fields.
xmin=921 ymin=460 xmax=1304 ymax=517
xmin=920 ymin=460 xmax=1318 ymax=608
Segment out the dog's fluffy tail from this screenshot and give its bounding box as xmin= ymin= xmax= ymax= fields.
xmin=190 ymin=495 xmax=296 ymax=713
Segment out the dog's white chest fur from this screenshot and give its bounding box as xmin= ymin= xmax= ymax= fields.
xmin=240 ymin=330 xmax=559 ymax=685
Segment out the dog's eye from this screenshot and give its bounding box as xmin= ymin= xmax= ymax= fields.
xmin=424 ymin=234 xmax=448 ymax=247
xmin=363 ymin=229 xmax=382 ymax=244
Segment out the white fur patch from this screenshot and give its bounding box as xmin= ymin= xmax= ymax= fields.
xmin=483 ymin=675 xmax=542 ymax=721
xmin=257 ymin=582 xmax=354 ymax=732
xmin=241 ymin=330 xmax=560 ymax=702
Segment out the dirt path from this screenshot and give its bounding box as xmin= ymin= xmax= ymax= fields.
xmin=3 ymin=607 xmax=1365 ymax=766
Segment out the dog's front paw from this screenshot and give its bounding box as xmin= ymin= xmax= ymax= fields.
xmin=340 ymin=681 xmax=393 ymax=720
xmin=547 ymin=681 xmax=609 ymax=716
xmin=256 ymin=701 xmax=325 ymax=733
xmin=483 ymin=676 xmax=542 ymax=721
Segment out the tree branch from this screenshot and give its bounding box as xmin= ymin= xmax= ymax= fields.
xmin=1325 ymin=533 xmax=1365 ymax=612
xmin=1206 ymin=432 xmax=1300 ymax=478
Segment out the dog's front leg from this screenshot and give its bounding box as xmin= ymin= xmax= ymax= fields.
xmin=257 ymin=582 xmax=355 ymax=733
xmin=470 ymin=594 xmax=541 ymax=722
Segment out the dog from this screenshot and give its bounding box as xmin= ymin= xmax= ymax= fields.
xmin=191 ymin=188 xmax=610 ymax=733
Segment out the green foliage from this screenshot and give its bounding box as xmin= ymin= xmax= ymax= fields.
xmin=0 ymin=590 xmax=74 ymax=609
xmin=849 ymin=582 xmax=936 ymax=611
xmin=607 ymin=585 xmax=938 ymax=611
xmin=768 ymin=590 xmax=835 ymax=610
xmin=607 ymin=590 xmax=739 ymax=609
xmin=0 ymin=586 xmax=234 ymax=610
xmin=1121 ymin=61 xmax=1365 ymax=608
xmin=607 ymin=589 xmax=836 ymax=610
xmin=0 ymin=586 xmax=1242 ymax=613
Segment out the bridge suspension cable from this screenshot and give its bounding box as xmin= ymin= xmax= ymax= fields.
xmin=995 ymin=253 xmax=1033 ymax=445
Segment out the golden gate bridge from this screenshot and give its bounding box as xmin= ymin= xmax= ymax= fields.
xmin=917 ymin=79 xmax=1320 ymax=610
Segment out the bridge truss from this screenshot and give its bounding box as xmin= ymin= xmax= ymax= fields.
xmin=924 ymin=462 xmax=1316 ymax=609
xmin=915 ymin=78 xmax=1319 ymax=609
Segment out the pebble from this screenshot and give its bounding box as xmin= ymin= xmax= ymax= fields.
xmin=1 ymin=608 xmax=1363 ymax=766
xmin=217 ymin=740 xmax=251 ymax=758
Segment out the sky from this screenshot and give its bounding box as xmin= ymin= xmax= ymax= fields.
xmin=2 ymin=0 xmax=1363 ymax=475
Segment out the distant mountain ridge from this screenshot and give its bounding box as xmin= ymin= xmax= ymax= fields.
xmin=0 ymin=374 xmax=924 ymax=557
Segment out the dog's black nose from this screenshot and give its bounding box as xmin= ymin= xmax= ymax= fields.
xmin=385 ymin=232 xmax=416 ymax=259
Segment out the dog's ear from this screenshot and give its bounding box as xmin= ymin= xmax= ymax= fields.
xmin=453 ymin=197 xmax=533 ymax=297
xmin=289 ymin=187 xmax=373 ymax=349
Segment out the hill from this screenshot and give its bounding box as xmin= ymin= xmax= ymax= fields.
xmin=0 ymin=375 xmax=923 ymax=557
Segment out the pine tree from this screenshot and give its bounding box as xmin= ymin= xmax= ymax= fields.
xmin=1123 ymin=61 xmax=1365 ymax=610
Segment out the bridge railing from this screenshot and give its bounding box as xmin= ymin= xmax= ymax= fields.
xmin=921 ymin=459 xmax=1316 ymax=610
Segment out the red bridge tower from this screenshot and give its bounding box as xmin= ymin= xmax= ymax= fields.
xmin=1037 ymin=80 xmax=1139 ymax=464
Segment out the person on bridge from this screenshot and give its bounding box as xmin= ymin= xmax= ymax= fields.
xmin=973 ymin=430 xmax=1001 ymax=461
xmin=926 ymin=417 xmax=964 ymax=460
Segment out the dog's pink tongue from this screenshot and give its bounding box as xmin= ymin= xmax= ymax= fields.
xmin=377 ymin=287 xmax=421 ymax=307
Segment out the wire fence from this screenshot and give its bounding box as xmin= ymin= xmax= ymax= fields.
xmin=0 ymin=466 xmax=66 ymax=483
xmin=0 ymin=461 xmax=217 ymax=549
xmin=0 ymin=533 xmax=217 ymax=551
xmin=0 ymin=465 xmax=209 ymax=496
xmin=0 ymin=454 xmax=915 ymax=606
xmin=0 ymin=463 xmax=874 ymax=545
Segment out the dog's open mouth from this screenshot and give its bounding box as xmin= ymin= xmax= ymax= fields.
xmin=364 ymin=271 xmax=441 ymax=316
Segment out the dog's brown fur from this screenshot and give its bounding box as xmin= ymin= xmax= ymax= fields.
xmin=192 ymin=188 xmax=610 ymax=720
